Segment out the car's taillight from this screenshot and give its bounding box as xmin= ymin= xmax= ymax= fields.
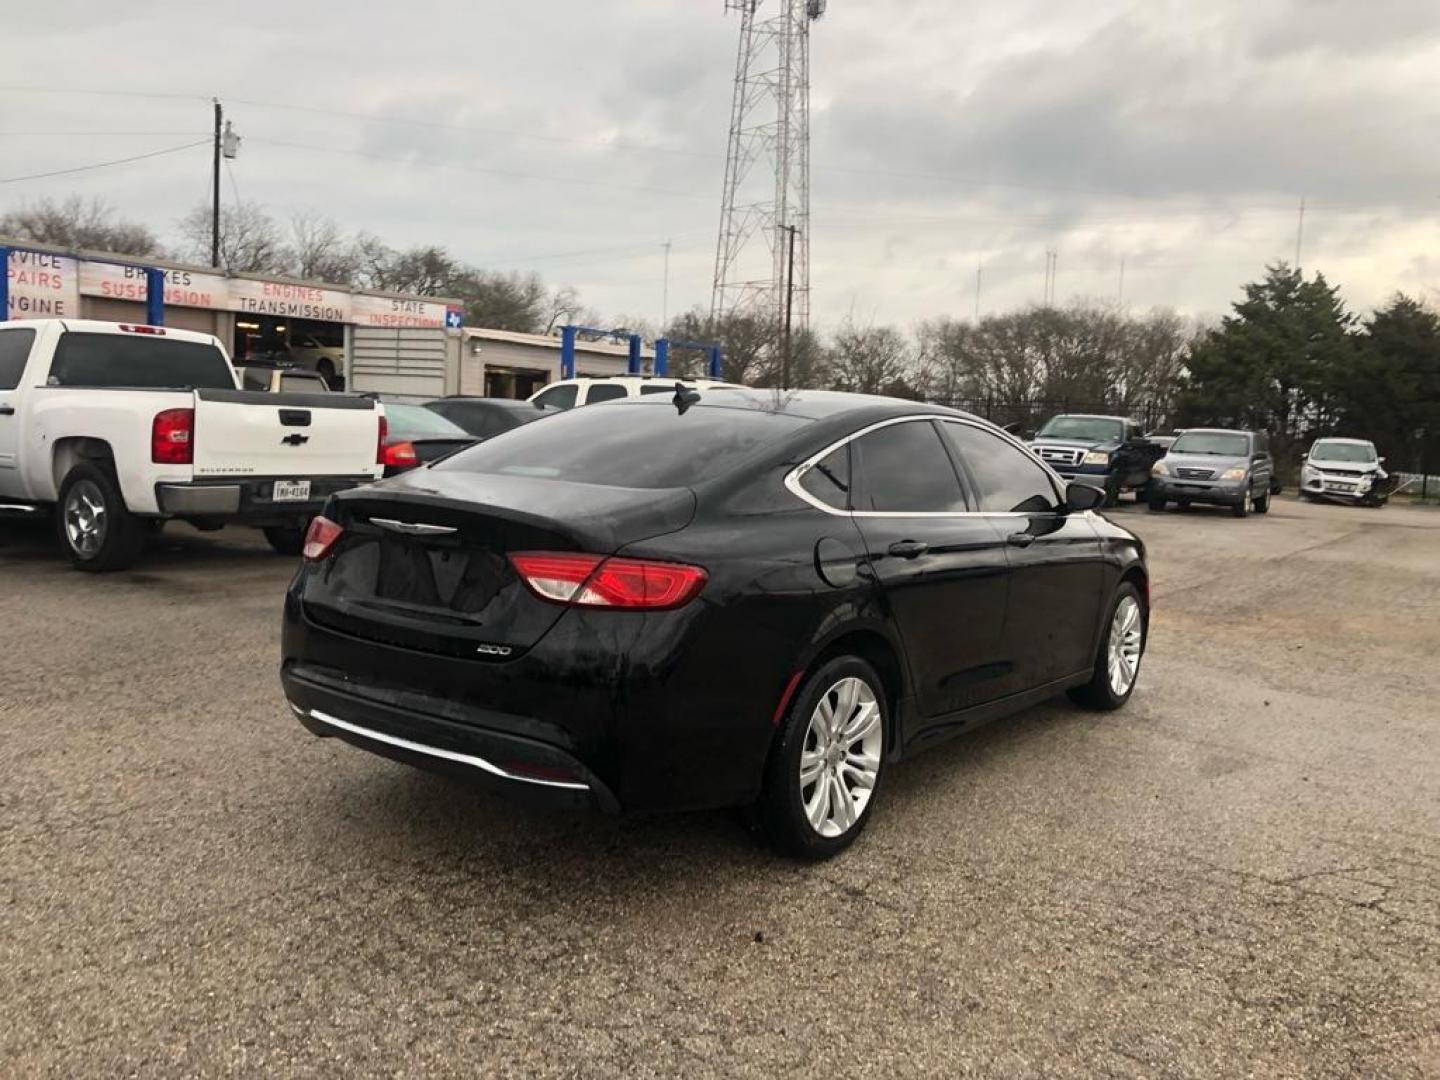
xmin=382 ymin=440 xmax=417 ymax=468
xmin=302 ymin=516 xmax=344 ymax=561
xmin=509 ymin=552 xmax=707 ymax=610
xmin=151 ymin=408 xmax=194 ymax=464
xmin=376 ymin=414 xmax=388 ymax=466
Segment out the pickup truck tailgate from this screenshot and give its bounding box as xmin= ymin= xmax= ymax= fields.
xmin=191 ymin=389 xmax=381 ymax=478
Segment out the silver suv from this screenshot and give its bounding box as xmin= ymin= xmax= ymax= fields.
xmin=1148 ymin=428 xmax=1275 ymax=517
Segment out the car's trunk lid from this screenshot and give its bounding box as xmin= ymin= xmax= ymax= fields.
xmin=302 ymin=470 xmax=696 ymax=660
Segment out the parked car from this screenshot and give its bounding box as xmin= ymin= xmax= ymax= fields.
xmin=0 ymin=320 xmax=383 ymax=569
xmin=1028 ymin=414 xmax=1166 ymax=506
xmin=1148 ymin=428 xmax=1274 ymax=516
xmin=1145 ymin=430 xmax=1183 ymax=452
xmin=422 ymin=396 xmax=557 ymax=439
xmin=234 ymin=365 xmax=330 ymax=394
xmin=1300 ymin=438 xmax=1390 ymax=506
xmin=282 ymin=388 xmax=1149 ymax=859
xmin=529 ymin=376 xmax=742 ymax=410
xmin=378 ymin=401 xmax=477 ymax=476
xmin=286 ymin=332 xmax=346 ymax=387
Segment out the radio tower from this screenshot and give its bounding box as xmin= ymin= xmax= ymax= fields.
xmin=711 ymin=0 xmax=823 ymax=338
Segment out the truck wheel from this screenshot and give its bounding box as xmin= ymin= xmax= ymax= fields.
xmin=57 ymin=463 xmax=145 ymax=572
xmin=1147 ymin=495 xmax=1167 ymax=512
xmin=1102 ymin=478 xmax=1121 ymax=508
xmin=263 ymin=525 xmax=306 ymax=556
xmin=1254 ymin=490 xmax=1271 ymax=514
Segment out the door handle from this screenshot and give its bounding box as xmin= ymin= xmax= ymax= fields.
xmin=1006 ymin=532 xmax=1036 ymax=548
xmin=0 ymin=405 xmax=14 ymax=416
xmin=887 ymin=540 xmax=929 ymax=560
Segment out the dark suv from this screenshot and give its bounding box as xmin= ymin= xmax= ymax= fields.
xmin=1029 ymin=414 xmax=1165 ymax=506
xmin=1148 ymin=428 xmax=1274 ymax=517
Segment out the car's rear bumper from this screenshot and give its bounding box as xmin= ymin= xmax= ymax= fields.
xmin=155 ymin=475 xmax=375 ymax=522
xmin=280 ymin=585 xmax=783 ymax=814
xmin=283 ymin=664 xmax=618 ymax=812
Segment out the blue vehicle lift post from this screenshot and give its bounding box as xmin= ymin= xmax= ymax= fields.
xmin=0 ymin=246 xmax=8 ymax=318
xmin=145 ymin=268 xmax=165 ymax=327
xmin=655 ymin=338 xmax=724 ymax=381
xmin=561 ymin=324 xmax=647 ymax=380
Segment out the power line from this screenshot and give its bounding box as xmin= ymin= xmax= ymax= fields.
xmin=0 ymin=139 xmax=209 ymax=184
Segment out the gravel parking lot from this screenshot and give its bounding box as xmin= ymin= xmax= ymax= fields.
xmin=3 ymin=497 xmax=1437 ymax=1077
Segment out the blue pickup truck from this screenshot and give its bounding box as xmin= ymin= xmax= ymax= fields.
xmin=1028 ymin=414 xmax=1166 ymax=507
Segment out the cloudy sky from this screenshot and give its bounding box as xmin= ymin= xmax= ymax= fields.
xmin=2 ymin=0 xmax=1438 ymax=331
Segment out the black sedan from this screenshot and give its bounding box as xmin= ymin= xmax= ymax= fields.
xmin=282 ymin=389 xmax=1148 ymax=859
xmin=423 ymin=396 xmax=557 ymax=439
xmin=379 ymin=402 xmax=477 ymax=476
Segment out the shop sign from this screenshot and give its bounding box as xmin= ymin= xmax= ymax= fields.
xmin=5 ymin=250 xmax=80 ymax=320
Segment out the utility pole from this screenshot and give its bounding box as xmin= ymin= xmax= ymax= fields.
xmin=211 ymin=99 xmax=222 ymax=268
xmin=661 ymin=239 xmax=672 ymax=330
xmin=1295 ymin=196 xmax=1306 ymax=273
xmin=974 ymin=258 xmax=983 ymax=322
xmin=1117 ymin=256 xmax=1126 ymax=306
xmin=782 ymin=224 xmax=798 ymax=389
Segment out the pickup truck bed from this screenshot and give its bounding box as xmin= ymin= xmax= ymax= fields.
xmin=0 ymin=319 xmax=383 ymax=571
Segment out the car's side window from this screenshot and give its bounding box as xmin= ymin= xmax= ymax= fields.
xmin=586 ymin=384 xmax=627 ymax=404
xmin=533 ymin=385 xmax=578 ymax=410
xmin=798 ymin=444 xmax=851 ymax=511
xmin=941 ymin=422 xmax=1060 ymax=514
xmin=851 ymin=420 xmax=968 ymax=513
xmin=640 ymin=385 xmax=675 ymax=395
xmin=0 ymin=328 xmax=37 ymax=391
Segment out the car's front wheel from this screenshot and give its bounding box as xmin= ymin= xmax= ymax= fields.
xmin=1069 ymin=582 xmax=1146 ymax=711
xmin=757 ymin=656 xmax=887 ymax=860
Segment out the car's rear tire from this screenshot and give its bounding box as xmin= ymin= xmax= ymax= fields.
xmin=756 ymin=656 xmax=888 ymax=861
xmin=56 ymin=462 xmax=146 ymax=572
xmin=1147 ymin=496 xmax=1166 ymax=512
xmin=1068 ymin=581 xmax=1146 ymax=711
xmin=263 ymin=525 xmax=306 ymax=556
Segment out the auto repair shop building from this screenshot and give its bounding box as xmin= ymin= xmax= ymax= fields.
xmin=4 ymin=241 xmax=651 ymax=401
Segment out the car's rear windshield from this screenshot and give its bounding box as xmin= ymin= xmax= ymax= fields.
xmin=1037 ymin=417 xmax=1124 ymax=442
xmin=436 ymin=402 xmax=811 ymax=488
xmin=385 ymin=402 xmax=469 ymax=438
xmin=1170 ymin=432 xmax=1249 ymax=456
xmin=48 ymin=332 xmax=234 ymax=390
xmin=1310 ymin=441 xmax=1377 ymax=463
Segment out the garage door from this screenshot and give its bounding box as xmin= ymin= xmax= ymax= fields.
xmin=351 ymin=327 xmax=448 ymax=399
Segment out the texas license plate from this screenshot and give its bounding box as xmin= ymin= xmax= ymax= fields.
xmin=272 ymin=480 xmax=312 ymax=502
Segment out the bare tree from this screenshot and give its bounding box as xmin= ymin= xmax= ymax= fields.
xmin=177 ymin=201 xmax=289 ymax=273
xmin=288 ymin=213 xmax=358 ymax=283
xmin=827 ymin=321 xmax=915 ymax=395
xmin=0 ymin=195 xmax=159 ymax=256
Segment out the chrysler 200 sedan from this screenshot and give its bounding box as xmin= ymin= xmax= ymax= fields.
xmin=281 ymin=388 xmax=1149 ymax=859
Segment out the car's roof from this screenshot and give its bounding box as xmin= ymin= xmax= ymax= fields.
xmin=1049 ymin=413 xmax=1129 ymax=422
xmin=604 ymin=386 xmax=979 ymax=424
xmin=1312 ymin=436 xmax=1375 ymax=445
xmin=1179 ymin=427 xmax=1252 ymax=436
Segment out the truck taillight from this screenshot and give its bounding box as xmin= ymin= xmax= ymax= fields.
xmin=151 ymin=408 xmax=194 ymax=465
xmin=509 ymin=552 xmax=708 ymax=610
xmin=377 ymin=414 xmax=388 ymax=466
xmin=119 ymin=324 xmax=166 ymax=336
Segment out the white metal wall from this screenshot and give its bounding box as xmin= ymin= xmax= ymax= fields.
xmin=349 ymin=327 xmax=450 ymax=399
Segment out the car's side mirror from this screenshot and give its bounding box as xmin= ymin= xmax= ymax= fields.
xmin=1065 ymin=482 xmax=1105 ymax=512
xmin=1379 ymin=456 xmax=1387 ymax=465
xmin=1301 ymin=453 xmax=1308 ymax=461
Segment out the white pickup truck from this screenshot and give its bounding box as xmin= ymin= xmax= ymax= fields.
xmin=0 ymin=319 xmax=383 ymax=571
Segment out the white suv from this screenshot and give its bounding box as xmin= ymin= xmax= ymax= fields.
xmin=528 ymin=376 xmax=741 ymax=410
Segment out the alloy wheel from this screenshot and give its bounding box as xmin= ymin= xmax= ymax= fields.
xmin=799 ymin=676 xmax=882 ymax=838
xmin=1107 ymin=596 xmax=1143 ymax=696
xmin=64 ymin=480 xmax=108 ymax=558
